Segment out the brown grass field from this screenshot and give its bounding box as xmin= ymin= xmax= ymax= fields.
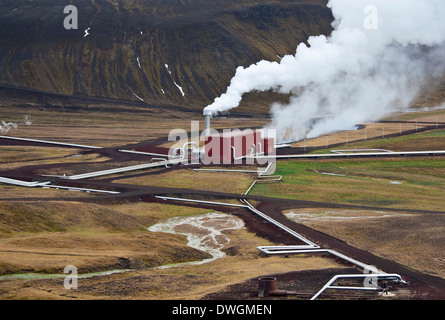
xmin=0 ymin=146 xmax=108 ymax=172
xmin=113 ymin=169 xmax=257 ymax=195
xmin=283 ymin=208 xmax=445 ymax=279
xmin=291 ymin=109 xmax=445 ymax=151
xmin=0 ymin=200 xmax=344 ymax=300
xmin=0 ymin=105 xmax=269 ymax=147
xmin=0 ymin=105 xmax=444 ymax=300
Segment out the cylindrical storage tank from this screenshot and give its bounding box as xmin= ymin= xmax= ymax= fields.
xmin=258 ymin=277 xmax=277 ymax=297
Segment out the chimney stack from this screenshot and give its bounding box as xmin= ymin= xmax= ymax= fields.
xmin=203 ymin=109 xmax=212 ymax=136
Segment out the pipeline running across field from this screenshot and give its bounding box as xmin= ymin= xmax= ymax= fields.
xmin=155 ymin=195 xmax=408 ymax=300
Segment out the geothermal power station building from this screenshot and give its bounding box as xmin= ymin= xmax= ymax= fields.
xmin=203 ymin=110 xmax=275 ymax=163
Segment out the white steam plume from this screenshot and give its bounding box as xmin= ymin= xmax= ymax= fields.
xmin=204 ymin=0 xmax=445 ymax=141
xmin=0 ymin=116 xmax=31 ymax=133
xmin=0 ymin=121 xmax=18 ymax=134
xmin=24 ymin=115 xmax=32 ymax=126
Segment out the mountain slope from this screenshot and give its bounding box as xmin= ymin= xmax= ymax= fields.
xmin=0 ymin=0 xmax=333 ymax=110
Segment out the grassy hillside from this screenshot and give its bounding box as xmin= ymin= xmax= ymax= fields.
xmin=0 ymin=201 xmax=214 ymax=275
xmin=0 ymin=0 xmax=333 ymax=111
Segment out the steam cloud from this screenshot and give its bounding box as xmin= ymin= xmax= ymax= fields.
xmin=204 ymin=0 xmax=445 ymax=142
xmin=0 ymin=116 xmax=32 ymax=133
xmin=0 ymin=121 xmax=17 ymax=134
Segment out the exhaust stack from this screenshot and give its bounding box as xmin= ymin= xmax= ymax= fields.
xmin=203 ymin=109 xmax=212 ymax=136
xmin=258 ymin=277 xmax=298 ymax=297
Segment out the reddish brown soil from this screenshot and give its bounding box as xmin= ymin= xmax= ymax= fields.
xmin=1 ymin=137 xmax=445 ymax=300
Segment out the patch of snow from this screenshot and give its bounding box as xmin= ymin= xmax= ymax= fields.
xmin=165 ymin=64 xmax=172 ymax=75
xmin=174 ymin=81 xmax=185 ymax=97
xmin=133 ymin=93 xmax=144 ymax=101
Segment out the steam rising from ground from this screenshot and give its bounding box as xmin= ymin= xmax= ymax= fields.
xmin=0 ymin=121 xmax=18 ymax=134
xmin=204 ymin=0 xmax=445 ymax=142
xmin=0 ymin=116 xmax=32 ymax=134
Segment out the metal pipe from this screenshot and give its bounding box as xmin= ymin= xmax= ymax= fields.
xmin=155 ymin=196 xmax=315 ymax=247
xmin=67 ymin=158 xmax=183 ymax=180
xmin=44 ymin=185 xmax=120 ymax=194
xmin=118 ymin=149 xmax=170 ymax=158
xmin=156 ymin=196 xmax=407 ymax=300
xmin=231 ymin=146 xmax=237 ymax=161
xmin=203 ymin=110 xmax=212 ymax=136
xmin=331 ymin=149 xmax=393 ymax=154
xmin=244 ymin=176 xmax=282 ymax=196
xmin=0 ymin=135 xmax=102 ymax=149
xmin=193 ymin=168 xmax=262 ymax=173
xmin=193 ymin=162 xmax=273 ymax=175
xmin=248 ymin=150 xmax=445 ymax=160
xmin=310 ymin=273 xmax=406 ymax=300
xmin=155 ymin=195 xmax=391 ymax=276
xmin=258 ymin=162 xmax=273 ymax=176
xmin=258 ymin=277 xmax=277 ymax=297
xmin=0 ymin=177 xmax=50 ymax=187
xmin=155 ymin=196 xmax=249 ymax=208
xmin=242 ymin=200 xmax=318 ymax=247
xmin=0 ymin=176 xmax=119 ymax=194
xmin=151 ymin=158 xmax=170 ymax=168
xmin=256 ymin=246 xmax=381 ymax=274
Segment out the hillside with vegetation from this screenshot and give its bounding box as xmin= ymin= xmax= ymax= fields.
xmin=0 ymin=0 xmax=333 ymax=112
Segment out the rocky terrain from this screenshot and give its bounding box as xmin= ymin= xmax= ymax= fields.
xmin=0 ymin=0 xmax=333 ymax=111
